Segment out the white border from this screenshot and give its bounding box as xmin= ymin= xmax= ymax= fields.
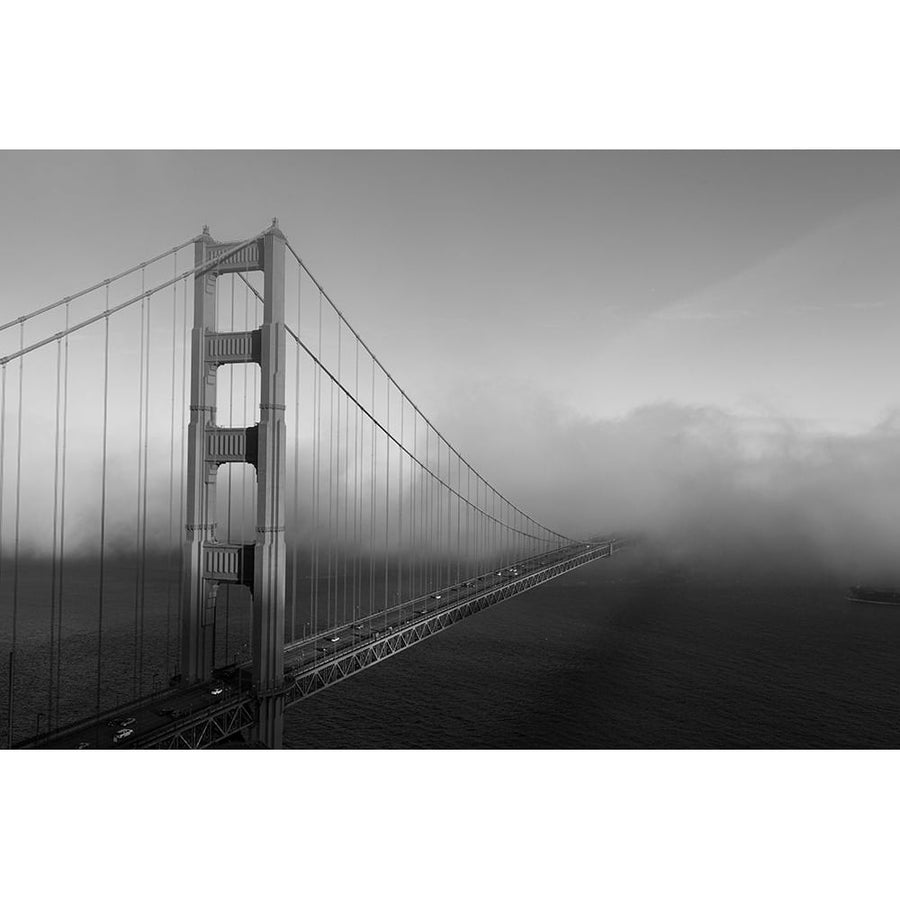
xmin=2 ymin=1 xmax=899 ymax=148
xmin=2 ymin=3 xmax=899 ymax=897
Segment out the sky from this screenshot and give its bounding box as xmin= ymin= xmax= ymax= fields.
xmin=1 ymin=150 xmax=899 ymax=574
xmin=2 ymin=150 xmax=898 ymax=429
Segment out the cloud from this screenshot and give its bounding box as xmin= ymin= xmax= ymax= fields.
xmin=434 ymin=386 xmax=900 ymax=582
xmin=4 ymin=362 xmax=899 ymax=589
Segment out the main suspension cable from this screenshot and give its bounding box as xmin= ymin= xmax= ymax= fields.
xmin=285 ymin=240 xmax=570 ymax=545
xmin=0 ymin=236 xmax=199 ymax=336
xmin=285 ymin=325 xmax=560 ymax=543
xmin=1 ymin=230 xmax=271 ymax=368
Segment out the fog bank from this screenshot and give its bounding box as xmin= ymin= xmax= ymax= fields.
xmin=435 ymin=389 xmax=900 ymax=582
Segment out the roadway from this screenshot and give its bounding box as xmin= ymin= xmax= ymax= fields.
xmin=35 ymin=679 xmax=244 ymax=749
xmin=27 ymin=542 xmax=608 ymax=749
xmin=281 ymin=544 xmax=594 ymax=673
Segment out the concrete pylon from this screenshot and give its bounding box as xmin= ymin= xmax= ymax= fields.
xmin=181 ymin=221 xmax=287 ymax=748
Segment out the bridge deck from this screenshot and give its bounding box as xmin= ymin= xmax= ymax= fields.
xmin=22 ymin=541 xmax=621 ymax=749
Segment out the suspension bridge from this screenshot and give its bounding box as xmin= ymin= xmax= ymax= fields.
xmin=0 ymin=220 xmax=625 ymax=749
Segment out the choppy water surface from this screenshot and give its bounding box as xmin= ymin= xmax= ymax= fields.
xmin=5 ymin=546 xmax=900 ymax=748
xmin=284 ymin=547 xmax=900 ymax=748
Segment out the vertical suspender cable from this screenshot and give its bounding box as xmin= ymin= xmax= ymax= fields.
xmin=425 ymin=428 xmax=430 ymax=598
xmin=492 ymin=489 xmax=497 ymax=566
xmin=467 ymin=466 xmax=471 ymax=583
xmin=369 ymin=356 xmax=376 ymax=623
xmin=472 ymin=475 xmax=477 ymax=576
xmin=447 ymin=444 xmax=452 ymax=588
xmin=440 ymin=440 xmax=445 ymax=587
xmin=354 ymin=340 xmax=361 ymax=623
xmin=502 ymin=500 xmax=506 ymax=568
xmin=439 ymin=442 xmax=444 ymax=586
xmin=308 ymin=327 xmax=316 ymax=641
xmin=417 ymin=423 xmax=422 ymax=599
xmin=384 ymin=375 xmax=390 ymax=621
xmin=431 ymin=435 xmax=436 ymax=594
xmin=437 ymin=441 xmax=443 ymax=587
xmin=398 ymin=397 xmax=404 ymax=607
xmin=341 ymin=327 xmax=349 ymax=627
xmin=456 ymin=454 xmax=461 ymax=588
xmin=313 ymin=290 xmax=323 ymax=638
xmin=429 ymin=436 xmax=433 ymax=593
xmin=176 ymin=276 xmax=188 ymax=675
xmin=415 ymin=421 xmax=420 ymax=599
xmin=48 ymin=338 xmax=62 ymax=731
xmin=343 ymin=342 xmax=350 ymax=626
xmin=55 ymin=303 xmax=69 ymax=726
xmin=133 ymin=271 xmax=146 ymax=699
xmin=478 ymin=476 xmax=483 ymax=574
xmin=331 ymin=326 xmax=338 ymax=631
xmin=434 ymin=434 xmax=439 ymax=595
xmin=139 ymin=265 xmax=152 ymax=696
xmin=10 ymin=323 xmax=24 ymax=744
xmin=327 ymin=346 xmax=335 ymax=631
xmin=336 ymin=322 xmax=344 ymax=626
xmin=435 ymin=437 xmax=441 ymax=591
xmin=0 ymin=365 xmax=7 ymax=747
xmin=421 ymin=414 xmax=427 ymax=598
xmin=409 ymin=408 xmax=415 ymax=603
xmin=441 ymin=443 xmax=447 ymax=585
xmin=309 ymin=351 xmax=318 ymax=640
xmin=96 ymin=286 xmax=111 ymax=722
xmin=434 ymin=439 xmax=438 ymax=593
xmin=337 ymin=351 xmax=344 ymax=627
xmin=166 ymin=255 xmax=178 ymax=676
xmin=291 ymin=268 xmax=302 ymax=643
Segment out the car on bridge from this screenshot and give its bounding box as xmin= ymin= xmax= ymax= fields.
xmin=107 ymin=717 xmax=136 ymax=729
xmin=113 ymin=728 xmax=134 ymax=744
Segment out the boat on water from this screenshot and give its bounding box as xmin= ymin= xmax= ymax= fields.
xmin=847 ymin=585 xmax=900 ymax=606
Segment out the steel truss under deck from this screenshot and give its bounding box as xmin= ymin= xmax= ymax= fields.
xmin=281 ymin=542 xmax=615 ymax=706
xmin=128 ymin=541 xmax=620 ymax=749
xmin=137 ymin=697 xmax=256 ymax=750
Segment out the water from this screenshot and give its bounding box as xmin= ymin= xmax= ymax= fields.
xmin=5 ymin=545 xmax=900 ymax=748
xmin=283 ymin=546 xmax=900 ymax=748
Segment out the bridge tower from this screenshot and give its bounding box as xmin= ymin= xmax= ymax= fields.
xmin=181 ymin=221 xmax=286 ymax=748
